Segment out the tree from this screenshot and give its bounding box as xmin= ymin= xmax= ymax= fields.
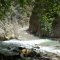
xmin=0 ymin=0 xmax=12 ymax=19
xmin=29 ymin=0 xmax=60 ymax=37
xmin=0 ymin=0 xmax=34 ymax=20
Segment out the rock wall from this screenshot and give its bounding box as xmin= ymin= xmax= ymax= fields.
xmin=0 ymin=2 xmax=32 ymax=40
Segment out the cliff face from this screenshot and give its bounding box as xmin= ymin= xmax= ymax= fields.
xmin=5 ymin=5 xmax=29 ymax=27
xmin=0 ymin=2 xmax=32 ymax=40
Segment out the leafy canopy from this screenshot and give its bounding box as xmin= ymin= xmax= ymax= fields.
xmin=36 ymin=0 xmax=60 ymax=34
xmin=0 ymin=0 xmax=34 ymax=19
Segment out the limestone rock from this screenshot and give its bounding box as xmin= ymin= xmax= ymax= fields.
xmin=0 ymin=28 xmax=5 ymax=40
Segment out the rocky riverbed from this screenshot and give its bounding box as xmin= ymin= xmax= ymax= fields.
xmin=0 ymin=39 xmax=60 ymax=60
xmin=0 ymin=27 xmax=60 ymax=60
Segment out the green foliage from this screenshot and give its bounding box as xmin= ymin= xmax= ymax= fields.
xmin=0 ymin=0 xmax=34 ymax=20
xmin=40 ymin=15 xmax=54 ymax=34
xmin=37 ymin=0 xmax=60 ymax=34
xmin=0 ymin=0 xmax=60 ymax=35
xmin=0 ymin=0 xmax=12 ymax=19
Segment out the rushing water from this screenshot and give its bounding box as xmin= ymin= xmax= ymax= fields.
xmin=0 ymin=26 xmax=60 ymax=60
xmin=0 ymin=39 xmax=60 ymax=60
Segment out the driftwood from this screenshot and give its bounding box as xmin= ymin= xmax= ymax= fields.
xmin=0 ymin=39 xmax=60 ymax=60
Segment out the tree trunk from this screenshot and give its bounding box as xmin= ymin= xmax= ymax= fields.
xmin=29 ymin=0 xmax=41 ymax=37
xmin=52 ymin=16 xmax=60 ymax=38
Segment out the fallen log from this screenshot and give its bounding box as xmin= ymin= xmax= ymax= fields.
xmin=0 ymin=39 xmax=60 ymax=60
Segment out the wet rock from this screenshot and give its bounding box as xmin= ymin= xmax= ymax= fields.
xmin=0 ymin=39 xmax=60 ymax=60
